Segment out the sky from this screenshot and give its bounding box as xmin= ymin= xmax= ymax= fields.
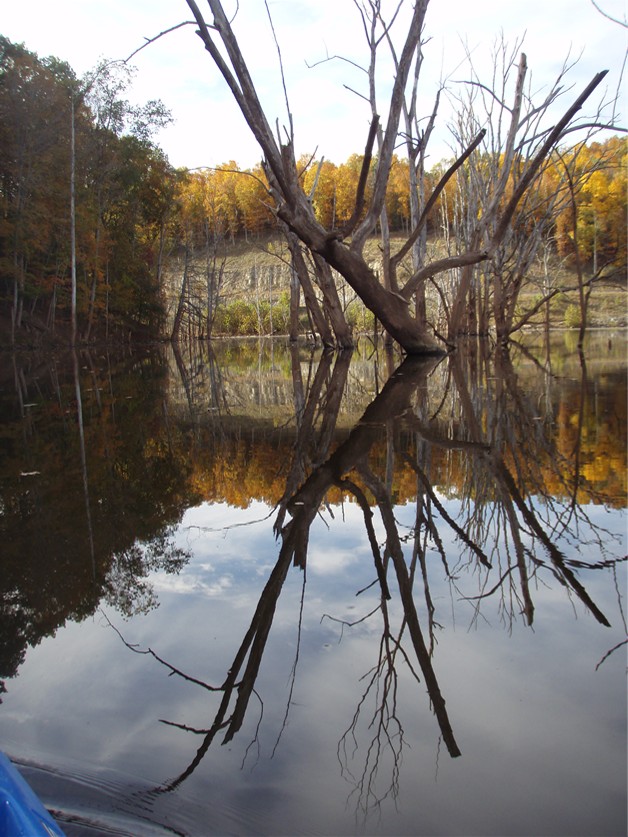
xmin=2 ymin=0 xmax=626 ymax=169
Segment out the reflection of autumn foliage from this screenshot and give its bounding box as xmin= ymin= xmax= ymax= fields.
xmin=552 ymin=376 xmax=627 ymax=502
xmin=0 ymin=349 xmax=193 ymax=688
xmin=2 ymin=340 xmax=624 ymax=704
xmin=183 ymin=384 xmax=626 ymax=509
xmin=189 ymin=436 xmax=291 ymax=508
xmin=140 ymin=342 xmax=627 ymax=807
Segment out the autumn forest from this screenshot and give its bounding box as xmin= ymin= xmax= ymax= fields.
xmin=0 ymin=35 xmax=626 ymax=348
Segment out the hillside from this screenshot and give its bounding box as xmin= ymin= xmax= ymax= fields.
xmin=162 ymin=233 xmax=628 ymax=336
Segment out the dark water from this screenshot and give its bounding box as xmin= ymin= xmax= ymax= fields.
xmin=0 ymin=333 xmax=626 ymax=837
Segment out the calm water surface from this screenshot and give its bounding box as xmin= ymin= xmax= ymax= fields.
xmin=0 ymin=333 xmax=626 ymax=836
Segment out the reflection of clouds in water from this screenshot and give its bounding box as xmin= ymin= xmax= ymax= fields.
xmin=308 ymin=545 xmax=361 ymax=575
xmin=307 ymin=502 xmax=385 ymax=577
xmin=148 ymin=500 xmax=282 ymax=598
xmin=288 ymin=575 xmax=626 ymax=835
xmin=151 ymin=570 xmax=233 ymax=598
xmin=144 ymin=492 xmax=628 ymax=672
xmin=2 ymin=493 xmax=625 ymax=836
xmin=156 ymin=499 xmax=389 ymax=597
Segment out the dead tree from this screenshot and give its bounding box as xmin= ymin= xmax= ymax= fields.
xmin=184 ymin=0 xmax=438 ymax=353
xmin=441 ymin=40 xmax=621 ymax=343
xmin=183 ymin=0 xmax=608 ymax=354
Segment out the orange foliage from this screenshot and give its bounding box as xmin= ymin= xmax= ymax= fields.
xmin=180 ymin=386 xmax=626 ymax=512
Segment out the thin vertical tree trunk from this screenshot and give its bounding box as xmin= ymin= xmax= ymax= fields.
xmin=311 ymin=253 xmax=354 ymax=349
xmin=70 ymin=96 xmax=77 ymax=347
xmin=289 ymin=266 xmax=300 ymax=342
xmin=172 ymin=241 xmax=191 ymax=342
xmin=286 ymin=233 xmax=334 ymax=347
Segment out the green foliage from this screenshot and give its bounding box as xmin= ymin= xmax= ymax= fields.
xmin=564 ymin=304 xmax=581 ymax=329
xmin=346 ymin=300 xmax=376 ymax=333
xmin=213 ymin=292 xmax=291 ymax=336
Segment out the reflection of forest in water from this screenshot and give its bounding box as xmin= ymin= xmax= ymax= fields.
xmin=0 ymin=334 xmax=626 ymax=688
xmin=0 ymin=332 xmax=626 ymax=831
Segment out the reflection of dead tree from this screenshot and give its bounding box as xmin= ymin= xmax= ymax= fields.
xmin=73 ymin=350 xmax=96 ymax=580
xmin=445 ymin=344 xmax=612 ymax=628
xmin=329 ymin=461 xmax=463 ymax=816
xmin=275 ymin=348 xmax=352 ymax=536
xmin=139 ymin=353 xmax=460 ymax=795
xmin=132 ymin=348 xmax=354 ymax=791
xmin=275 ymin=354 xmax=461 ymax=815
xmin=356 ymin=466 xmax=460 ymax=756
xmin=110 ymin=340 xmax=622 ymax=810
xmin=326 ymin=340 xmax=622 ymax=815
xmin=171 ymin=340 xmax=231 ymax=431
xmin=159 ymin=463 xmax=368 ymax=792
xmin=277 ymin=356 xmax=463 ymax=799
xmin=145 ymin=531 xmax=299 ymax=793
xmin=334 ymin=592 xmax=413 ymax=816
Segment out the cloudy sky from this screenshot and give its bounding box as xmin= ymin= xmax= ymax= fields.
xmin=2 ymin=0 xmax=626 ymax=168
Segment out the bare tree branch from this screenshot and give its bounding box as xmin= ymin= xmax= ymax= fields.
xmin=488 ymin=70 xmax=609 ymax=253
xmin=264 ymin=0 xmax=294 ymax=144
xmin=334 ymin=116 xmax=380 ymax=239
xmin=589 ymin=0 xmax=628 ymax=27
xmin=124 ymin=20 xmax=200 ymax=63
xmin=394 ymin=128 xmax=486 ymax=279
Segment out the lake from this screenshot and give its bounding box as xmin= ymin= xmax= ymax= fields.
xmin=0 ymin=332 xmax=626 ymax=837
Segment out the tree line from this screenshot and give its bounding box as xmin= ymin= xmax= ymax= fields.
xmin=0 ymin=31 xmax=625 ymax=348
xmin=176 ymin=139 xmax=626 ymax=270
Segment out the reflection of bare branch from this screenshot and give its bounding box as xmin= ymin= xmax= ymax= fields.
xmin=158 ymin=534 xmax=297 ymax=791
xmin=339 ymin=477 xmax=391 ymax=600
xmin=595 ymin=638 xmax=628 ymax=670
xmin=337 ymin=609 xmax=411 ymax=817
xmin=107 ymin=339 xmax=621 ymax=814
xmin=275 ymin=351 xmax=350 ymax=535
xmin=495 ymin=459 xmax=610 ymax=627
xmin=358 ymin=465 xmax=461 ymax=758
xmin=321 ymin=606 xmax=382 ymax=639
xmin=402 ymin=452 xmax=491 ymax=568
xmin=271 ymin=572 xmax=306 ymax=758
xmin=448 ymin=348 xmax=611 ymax=628
xmin=103 ymin=612 xmax=222 ymax=693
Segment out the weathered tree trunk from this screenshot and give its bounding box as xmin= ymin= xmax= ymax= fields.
xmin=84 ymin=218 xmax=102 ymax=342
xmin=70 ymin=96 xmax=78 ymax=347
xmin=288 ymin=265 xmax=300 ymax=342
xmin=311 ymin=253 xmax=353 ymax=348
xmin=285 ymin=232 xmax=334 ymax=347
xmin=186 ymin=0 xmax=438 ymax=354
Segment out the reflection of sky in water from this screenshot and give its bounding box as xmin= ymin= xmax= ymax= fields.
xmin=1 ymin=497 xmax=625 ymax=836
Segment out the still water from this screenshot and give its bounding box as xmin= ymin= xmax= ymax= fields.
xmin=0 ymin=333 xmax=626 ymax=836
